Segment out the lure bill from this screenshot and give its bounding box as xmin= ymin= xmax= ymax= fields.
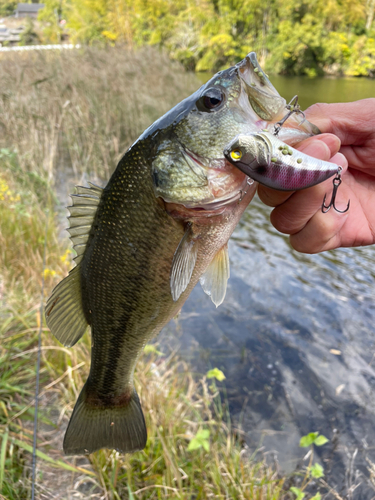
xmin=223 ymin=131 xmax=339 ymax=191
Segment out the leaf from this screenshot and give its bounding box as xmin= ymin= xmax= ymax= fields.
xmin=314 ymin=435 xmax=329 ymax=446
xmin=310 ymin=494 xmax=322 ymax=500
xmin=310 ymin=463 xmax=324 ymax=478
xmin=299 ymin=432 xmax=318 ymax=447
xmin=143 ymin=344 xmax=164 ymax=356
xmin=290 ymin=487 xmax=305 ymax=500
xmin=202 ymin=440 xmax=210 ymax=452
xmin=187 ymin=439 xmax=202 ymax=451
xmin=206 ymin=368 xmax=226 ymax=381
xmin=196 ymin=429 xmax=210 ymax=440
xmin=187 ymin=429 xmax=210 ymax=452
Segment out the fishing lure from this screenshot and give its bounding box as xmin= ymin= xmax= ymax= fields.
xmin=225 ymin=100 xmax=350 ymax=213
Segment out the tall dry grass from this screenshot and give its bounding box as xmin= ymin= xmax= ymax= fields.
xmin=0 ymin=46 xmax=199 ymax=183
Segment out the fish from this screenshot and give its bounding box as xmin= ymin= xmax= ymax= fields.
xmin=223 ymin=131 xmax=339 ymax=191
xmin=45 ymin=51 xmax=320 ymax=456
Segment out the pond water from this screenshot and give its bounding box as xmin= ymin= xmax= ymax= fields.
xmin=160 ymin=75 xmax=375 ymax=497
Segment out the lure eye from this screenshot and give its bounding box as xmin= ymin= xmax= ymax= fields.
xmin=230 ymin=149 xmax=242 ymax=161
xmin=197 ymin=87 xmax=226 ymax=112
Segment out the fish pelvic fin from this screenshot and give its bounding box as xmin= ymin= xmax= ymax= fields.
xmin=63 ymin=382 xmax=147 ymax=455
xmin=45 ymin=264 xmax=88 ymax=347
xmin=200 ymin=244 xmax=230 ymax=307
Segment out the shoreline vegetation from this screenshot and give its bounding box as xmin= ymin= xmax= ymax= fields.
xmin=1 ymin=0 xmax=375 ymax=78
xmin=0 ymin=46 xmax=367 ymax=499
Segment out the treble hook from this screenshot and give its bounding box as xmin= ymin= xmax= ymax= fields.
xmin=321 ymin=167 xmax=350 ymax=213
xmin=274 ymin=95 xmax=306 ymax=136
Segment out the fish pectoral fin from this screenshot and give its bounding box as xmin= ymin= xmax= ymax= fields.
xmin=170 ymin=224 xmax=198 ymax=302
xmin=63 ymin=382 xmax=147 ymax=455
xmin=45 ymin=264 xmax=88 ymax=347
xmin=200 ymin=244 xmax=230 ymax=308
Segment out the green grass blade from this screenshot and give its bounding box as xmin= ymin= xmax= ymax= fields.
xmin=12 ymin=438 xmax=96 ymax=477
xmin=0 ymin=430 xmax=9 ymax=491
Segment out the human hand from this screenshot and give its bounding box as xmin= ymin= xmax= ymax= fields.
xmin=258 ymin=98 xmax=375 ymax=253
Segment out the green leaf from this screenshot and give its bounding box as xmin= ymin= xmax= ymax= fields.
xmin=310 ymin=463 xmax=324 ymax=478
xmin=310 ymin=494 xmax=322 ymax=500
xmin=187 ymin=429 xmax=210 ymax=452
xmin=314 ymin=435 xmax=329 ymax=446
xmin=143 ymin=344 xmax=164 ymax=356
xmin=299 ymin=432 xmax=318 ymax=447
xmin=206 ymin=368 xmax=226 ymax=381
xmin=187 ymin=439 xmax=202 ymax=451
xmin=196 ymin=429 xmax=210 ymax=440
xmin=290 ymin=487 xmax=305 ymax=500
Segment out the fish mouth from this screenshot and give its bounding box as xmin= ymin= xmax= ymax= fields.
xmin=235 ymin=52 xmax=320 ymax=137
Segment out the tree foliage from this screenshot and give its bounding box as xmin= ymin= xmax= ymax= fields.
xmin=39 ymin=0 xmax=375 ymax=76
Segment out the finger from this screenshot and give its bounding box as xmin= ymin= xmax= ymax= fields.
xmin=305 ymin=100 xmax=375 ymax=145
xmin=289 ymin=203 xmax=349 ymax=253
xmin=269 ymin=152 xmax=348 ymax=235
xmin=298 ymin=133 xmax=341 ymax=155
xmin=258 ymin=136 xmax=335 ymax=207
xmin=289 ymin=179 xmax=351 ymax=253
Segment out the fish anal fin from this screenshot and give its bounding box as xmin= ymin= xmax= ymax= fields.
xmin=45 ymin=265 xmax=88 ymax=347
xmin=200 ymin=244 xmax=230 ymax=307
xmin=170 ymin=224 xmax=198 ymax=302
xmin=63 ymin=382 xmax=147 ymax=455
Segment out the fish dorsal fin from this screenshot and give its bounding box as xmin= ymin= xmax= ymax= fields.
xmin=45 ymin=265 xmax=88 ymax=347
xmin=45 ymin=182 xmax=103 ymax=347
xmin=67 ymin=182 xmax=103 ymax=264
xmin=170 ymin=224 xmax=198 ymax=302
xmin=200 ymin=244 xmax=230 ymax=307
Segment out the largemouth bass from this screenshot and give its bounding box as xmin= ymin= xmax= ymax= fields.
xmin=46 ymin=52 xmax=321 ymax=456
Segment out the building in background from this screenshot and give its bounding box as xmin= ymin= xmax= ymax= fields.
xmin=15 ymin=3 xmax=44 ymax=18
xmin=0 ymin=24 xmax=23 ymax=45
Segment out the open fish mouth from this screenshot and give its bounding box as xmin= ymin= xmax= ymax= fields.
xmin=235 ymin=52 xmax=320 ymax=139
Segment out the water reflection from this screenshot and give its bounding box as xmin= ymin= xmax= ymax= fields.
xmin=162 ymin=195 xmax=375 ymax=496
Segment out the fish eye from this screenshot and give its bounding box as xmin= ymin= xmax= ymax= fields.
xmin=196 ymin=87 xmax=226 ymax=112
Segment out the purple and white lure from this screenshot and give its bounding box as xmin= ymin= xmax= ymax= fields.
xmin=224 ymin=131 xmax=350 ymax=213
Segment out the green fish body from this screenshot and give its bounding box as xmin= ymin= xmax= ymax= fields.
xmin=46 ymin=52 xmax=318 ymax=455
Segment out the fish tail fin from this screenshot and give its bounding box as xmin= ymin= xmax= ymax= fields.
xmin=63 ymin=381 xmax=147 ymax=455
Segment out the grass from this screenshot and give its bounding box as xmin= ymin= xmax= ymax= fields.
xmin=0 ymin=45 xmax=349 ymax=499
